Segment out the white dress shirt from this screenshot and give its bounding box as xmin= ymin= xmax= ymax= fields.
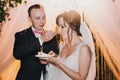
xmin=32 ymin=27 xmax=44 ymax=80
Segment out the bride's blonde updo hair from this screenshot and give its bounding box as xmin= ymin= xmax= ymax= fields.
xmin=63 ymin=10 xmax=82 ymax=36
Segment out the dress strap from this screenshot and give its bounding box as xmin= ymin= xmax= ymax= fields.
xmin=76 ymin=41 xmax=88 ymax=52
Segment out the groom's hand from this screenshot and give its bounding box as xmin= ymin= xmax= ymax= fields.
xmin=40 ymin=60 xmax=48 ymax=64
xmin=41 ymin=31 xmax=56 ymax=42
xmin=48 ymin=51 xmax=57 ymax=57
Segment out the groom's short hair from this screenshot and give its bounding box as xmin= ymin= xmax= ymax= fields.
xmin=28 ymin=4 xmax=43 ymax=17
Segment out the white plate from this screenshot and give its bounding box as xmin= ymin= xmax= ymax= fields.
xmin=35 ymin=52 xmax=51 ymax=60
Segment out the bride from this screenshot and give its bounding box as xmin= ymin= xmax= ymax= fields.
xmin=44 ymin=10 xmax=96 ymax=80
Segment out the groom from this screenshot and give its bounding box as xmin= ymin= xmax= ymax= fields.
xmin=13 ymin=4 xmax=59 ymax=80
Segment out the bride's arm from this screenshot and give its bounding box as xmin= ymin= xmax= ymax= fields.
xmin=48 ymin=45 xmax=91 ymax=80
xmin=77 ymin=45 xmax=91 ymax=80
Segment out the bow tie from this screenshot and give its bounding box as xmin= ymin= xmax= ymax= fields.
xmin=34 ymin=29 xmax=45 ymax=35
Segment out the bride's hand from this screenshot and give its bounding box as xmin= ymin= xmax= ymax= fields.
xmin=48 ymin=51 xmax=58 ymax=65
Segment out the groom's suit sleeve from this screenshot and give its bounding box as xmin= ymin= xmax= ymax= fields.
xmin=43 ymin=35 xmax=59 ymax=55
xmin=13 ymin=31 xmax=41 ymax=60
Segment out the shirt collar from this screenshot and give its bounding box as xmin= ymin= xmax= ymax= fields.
xmin=31 ymin=26 xmax=41 ymax=38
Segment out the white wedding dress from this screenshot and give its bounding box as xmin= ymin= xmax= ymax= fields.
xmin=45 ymin=41 xmax=96 ymax=80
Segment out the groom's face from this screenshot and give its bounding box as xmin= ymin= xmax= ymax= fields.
xmin=29 ymin=8 xmax=46 ymax=30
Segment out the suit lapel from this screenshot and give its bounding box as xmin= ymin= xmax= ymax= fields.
xmin=27 ymin=27 xmax=36 ymax=39
xmin=24 ymin=27 xmax=39 ymax=45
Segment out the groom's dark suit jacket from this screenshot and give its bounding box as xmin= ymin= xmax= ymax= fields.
xmin=13 ymin=27 xmax=59 ymax=80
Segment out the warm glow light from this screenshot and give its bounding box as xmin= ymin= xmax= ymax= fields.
xmin=0 ymin=0 xmax=120 ymax=79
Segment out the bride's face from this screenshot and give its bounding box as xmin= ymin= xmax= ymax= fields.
xmin=58 ymin=17 xmax=69 ymax=41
